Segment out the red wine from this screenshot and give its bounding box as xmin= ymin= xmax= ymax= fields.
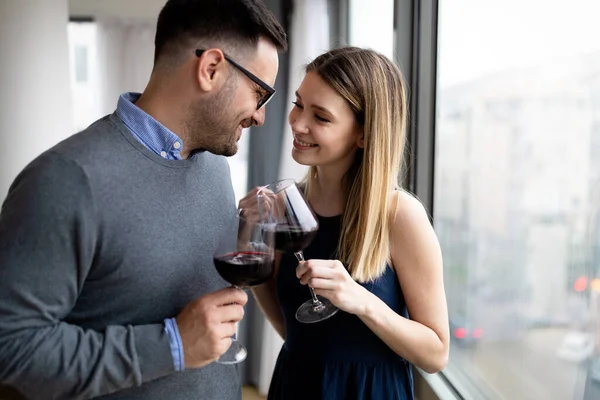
xmin=268 ymin=225 xmax=318 ymax=253
xmin=214 ymin=251 xmax=275 ymax=287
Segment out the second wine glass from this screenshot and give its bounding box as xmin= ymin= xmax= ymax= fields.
xmin=213 ymin=209 xmax=276 ymax=364
xmin=257 ymin=179 xmax=339 ymax=323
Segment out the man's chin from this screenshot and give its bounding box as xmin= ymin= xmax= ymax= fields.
xmin=221 ymin=143 xmax=238 ymax=157
xmin=203 ymin=137 xmax=238 ymax=157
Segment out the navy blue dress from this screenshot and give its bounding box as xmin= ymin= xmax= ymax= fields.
xmin=268 ymin=214 xmax=414 ymax=400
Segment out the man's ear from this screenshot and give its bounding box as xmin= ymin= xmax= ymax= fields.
xmin=196 ymin=49 xmax=227 ymax=92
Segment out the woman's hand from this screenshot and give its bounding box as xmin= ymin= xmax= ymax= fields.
xmin=238 ymin=186 xmax=277 ymax=222
xmin=296 ymin=259 xmax=372 ymax=316
xmin=238 ymin=187 xmax=263 ymax=221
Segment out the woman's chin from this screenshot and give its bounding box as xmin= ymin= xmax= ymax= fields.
xmin=291 ymin=150 xmax=315 ymax=166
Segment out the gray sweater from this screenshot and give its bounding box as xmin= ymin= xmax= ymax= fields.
xmin=0 ymin=114 xmax=240 ymax=399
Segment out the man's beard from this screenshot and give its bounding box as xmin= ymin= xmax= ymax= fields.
xmin=185 ymin=79 xmax=243 ymax=157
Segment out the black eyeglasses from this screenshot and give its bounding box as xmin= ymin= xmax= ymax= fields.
xmin=195 ymin=49 xmax=276 ymax=110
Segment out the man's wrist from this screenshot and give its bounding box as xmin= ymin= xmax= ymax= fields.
xmin=164 ymin=318 xmax=185 ymax=371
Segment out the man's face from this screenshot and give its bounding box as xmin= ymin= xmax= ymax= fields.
xmin=188 ymin=37 xmax=280 ymax=157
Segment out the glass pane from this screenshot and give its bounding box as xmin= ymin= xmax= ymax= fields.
xmin=68 ymin=21 xmax=99 ymax=133
xmin=226 ymin=128 xmax=250 ymax=204
xmin=349 ymin=0 xmax=394 ymax=59
xmin=74 ymin=45 xmax=88 ymax=83
xmin=435 ymin=1 xmax=600 ymax=399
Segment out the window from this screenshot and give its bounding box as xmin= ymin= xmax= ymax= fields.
xmin=74 ymin=45 xmax=89 ymax=83
xmin=68 ymin=21 xmax=98 ymax=132
xmin=227 ymin=130 xmax=250 ymax=204
xmin=435 ymin=0 xmax=600 ymax=398
xmin=348 ymin=0 xmax=394 ymax=59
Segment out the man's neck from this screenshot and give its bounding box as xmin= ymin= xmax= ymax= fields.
xmin=135 ymin=85 xmax=195 ymax=159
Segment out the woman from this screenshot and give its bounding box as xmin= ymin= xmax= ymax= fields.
xmin=240 ymin=46 xmax=449 ymax=399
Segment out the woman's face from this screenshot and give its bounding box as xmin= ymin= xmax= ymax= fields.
xmin=288 ymin=72 xmax=363 ymax=169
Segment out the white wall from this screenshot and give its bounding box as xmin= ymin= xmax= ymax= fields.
xmin=0 ymin=0 xmax=73 ymax=199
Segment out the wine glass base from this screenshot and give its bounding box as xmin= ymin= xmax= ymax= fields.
xmin=216 ymin=342 xmax=247 ymax=365
xmin=295 ymin=296 xmax=339 ymax=323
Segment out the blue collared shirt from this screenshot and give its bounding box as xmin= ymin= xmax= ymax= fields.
xmin=116 ymin=92 xmax=185 ymax=371
xmin=116 ymin=92 xmax=184 ymax=160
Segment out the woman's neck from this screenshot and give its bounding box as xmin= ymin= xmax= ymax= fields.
xmin=308 ymin=166 xmax=347 ymax=217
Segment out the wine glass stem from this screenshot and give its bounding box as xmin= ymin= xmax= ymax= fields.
xmin=294 ymin=251 xmax=322 ymax=307
xmin=233 ymin=319 xmax=239 ymax=342
xmin=230 ymin=284 xmax=241 ymax=340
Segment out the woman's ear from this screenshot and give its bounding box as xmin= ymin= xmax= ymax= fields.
xmin=357 ymin=134 xmax=365 ymax=149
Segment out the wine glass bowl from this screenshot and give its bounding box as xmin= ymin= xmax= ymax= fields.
xmin=213 ymin=251 xmax=274 ymax=287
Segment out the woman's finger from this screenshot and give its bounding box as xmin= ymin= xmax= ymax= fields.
xmin=306 ymin=277 xmax=336 ymax=290
xmin=299 ymin=265 xmax=336 ymax=283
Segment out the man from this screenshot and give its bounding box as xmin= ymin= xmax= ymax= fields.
xmin=0 ymin=0 xmax=287 ymax=399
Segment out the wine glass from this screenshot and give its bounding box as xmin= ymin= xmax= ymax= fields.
xmin=257 ymin=179 xmax=339 ymax=323
xmin=213 ymin=209 xmax=276 ymax=364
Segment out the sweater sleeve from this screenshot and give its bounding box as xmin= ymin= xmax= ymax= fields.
xmin=0 ymin=151 xmax=175 ymax=400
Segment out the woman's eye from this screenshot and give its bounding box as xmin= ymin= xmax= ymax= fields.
xmin=292 ymin=101 xmax=304 ymax=109
xmin=315 ymin=115 xmax=330 ymax=123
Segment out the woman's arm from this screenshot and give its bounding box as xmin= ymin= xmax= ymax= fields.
xmin=297 ymin=191 xmax=449 ymax=373
xmin=356 ymin=191 xmax=449 ymax=373
xmin=251 ymin=253 xmax=285 ymax=339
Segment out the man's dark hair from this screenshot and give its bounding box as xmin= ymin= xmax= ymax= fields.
xmin=154 ymin=0 xmax=288 ymax=68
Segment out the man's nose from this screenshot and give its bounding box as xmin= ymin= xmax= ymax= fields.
xmin=252 ymin=107 xmax=266 ymax=127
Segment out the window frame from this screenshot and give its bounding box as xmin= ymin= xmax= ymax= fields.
xmin=395 ymin=1 xmax=497 ymax=399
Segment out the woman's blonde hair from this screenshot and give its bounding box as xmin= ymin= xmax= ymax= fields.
xmin=302 ymin=47 xmax=408 ymax=283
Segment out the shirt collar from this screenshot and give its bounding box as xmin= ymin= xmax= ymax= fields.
xmin=116 ymin=92 xmax=184 ymax=160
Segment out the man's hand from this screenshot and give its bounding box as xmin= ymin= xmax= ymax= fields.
xmin=175 ymin=287 xmax=248 ymax=369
